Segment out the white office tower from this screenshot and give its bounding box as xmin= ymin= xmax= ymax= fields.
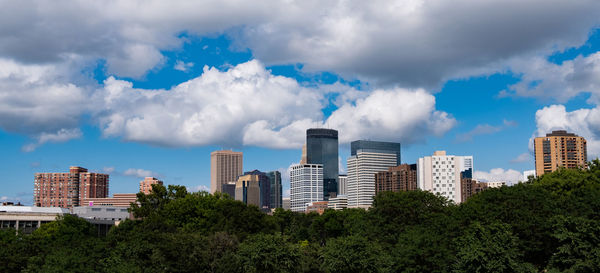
xmin=290 ymin=164 xmax=323 ymax=212
xmin=417 ymin=151 xmax=473 ymax=204
xmin=338 ymin=175 xmax=347 ymax=195
xmin=347 ymin=148 xmax=399 ymax=208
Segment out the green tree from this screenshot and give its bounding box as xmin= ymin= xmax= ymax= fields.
xmin=320 ymin=235 xmax=392 ymax=273
xmin=237 ymin=233 xmax=300 ymax=273
xmin=547 ymin=215 xmax=600 ymax=272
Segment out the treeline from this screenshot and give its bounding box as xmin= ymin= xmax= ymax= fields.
xmin=2 ymin=161 xmax=600 ymax=272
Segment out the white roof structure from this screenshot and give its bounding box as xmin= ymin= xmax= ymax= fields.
xmin=0 ymin=206 xmax=69 ymax=214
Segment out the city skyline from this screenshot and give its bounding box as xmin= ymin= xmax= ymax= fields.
xmin=3 ymin=2 xmax=600 ymax=205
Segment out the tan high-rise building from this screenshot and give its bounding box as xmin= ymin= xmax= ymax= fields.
xmin=34 ymin=166 xmax=109 ymax=208
xmin=139 ymin=177 xmax=163 ymax=195
xmin=534 ymin=130 xmax=587 ymax=176
xmin=210 ymin=150 xmax=243 ymax=194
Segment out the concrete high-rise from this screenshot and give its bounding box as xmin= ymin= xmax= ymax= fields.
xmin=417 ymin=151 xmax=473 ymax=203
xmin=306 ymin=128 xmax=338 ymax=200
xmin=534 ymin=130 xmax=587 ymax=176
xmin=347 ymin=140 xmax=401 ymax=209
xmin=139 ymin=177 xmax=163 ymax=195
xmin=375 ymin=164 xmax=417 ymax=194
xmin=34 ymin=166 xmax=109 ymax=208
xmin=338 ymin=174 xmax=347 ymax=195
xmin=290 ymin=164 xmax=323 ymax=212
xmin=211 ymin=150 xmax=243 ymax=194
xmin=267 ymin=171 xmax=282 ymax=209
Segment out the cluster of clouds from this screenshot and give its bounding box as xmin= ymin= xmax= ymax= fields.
xmin=474 ymin=168 xmax=524 ymax=185
xmin=0 ymin=0 xmax=600 ymax=157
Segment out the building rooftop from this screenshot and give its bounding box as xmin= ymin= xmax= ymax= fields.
xmin=546 ymin=130 xmax=578 ymax=137
xmin=0 ymin=206 xmax=69 ymax=214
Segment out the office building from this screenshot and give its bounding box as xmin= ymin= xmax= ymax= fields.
xmin=347 ymin=140 xmax=401 ymax=208
xmin=417 ymin=151 xmax=473 ymax=203
xmin=243 ymin=170 xmax=271 ymax=210
xmin=139 ymin=177 xmax=163 ymax=195
xmin=534 ymin=130 xmax=587 ymax=176
xmin=282 ymin=197 xmax=291 ymax=210
xmin=211 ymin=150 xmax=243 ymax=194
xmin=0 ymin=206 xmax=69 ymax=234
xmin=375 ymin=164 xmax=417 ymax=194
xmin=306 ymin=201 xmax=328 ymax=214
xmin=523 ymin=170 xmax=536 ymax=181
xmin=290 ymin=164 xmax=323 ymax=212
xmin=338 ymin=174 xmax=347 ymax=195
xmin=72 ymin=205 xmax=132 ymax=236
xmin=461 ymin=177 xmax=487 ymax=202
xmin=34 ymin=166 xmax=109 ymax=208
xmin=221 ymin=182 xmax=236 ymax=199
xmin=267 ymin=171 xmax=282 ymax=208
xmin=306 ymin=128 xmax=339 ymax=200
xmin=327 ymin=195 xmax=348 ymax=210
xmin=235 ymin=173 xmax=261 ymax=208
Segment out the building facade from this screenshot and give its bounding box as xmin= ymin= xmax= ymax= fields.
xmin=347 ymin=140 xmax=400 ymax=209
xmin=534 ymin=130 xmax=587 ymax=176
xmin=306 ymin=201 xmax=329 ymax=214
xmin=417 ymin=151 xmax=473 ymax=203
xmin=82 ymin=193 xmax=138 ymax=207
xmin=267 ymin=171 xmax=282 ymax=209
xmin=210 ymin=150 xmax=243 ymax=194
xmin=34 ymin=166 xmax=109 ymax=208
xmin=235 ymin=173 xmax=261 ymax=208
xmin=139 ymin=177 xmax=163 ymax=195
xmin=306 ymin=128 xmax=339 ymax=200
xmin=327 ymin=195 xmax=348 ymax=210
xmin=290 ymin=164 xmax=323 ymax=212
xmin=0 ymin=206 xmax=69 ymax=234
xmin=282 ymin=197 xmax=291 ymax=210
xmin=375 ymin=164 xmax=417 ymax=194
xmin=243 ymin=170 xmax=271 ymax=210
xmin=338 ymin=174 xmax=347 ymax=195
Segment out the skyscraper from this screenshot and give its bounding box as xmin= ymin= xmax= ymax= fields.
xmin=338 ymin=174 xmax=347 ymax=195
xmin=235 ymin=173 xmax=261 ymax=207
xmin=210 ymin=150 xmax=243 ymax=194
xmin=139 ymin=177 xmax=163 ymax=195
xmin=347 ymin=140 xmax=401 ymax=208
xmin=34 ymin=166 xmax=109 ymax=208
xmin=534 ymin=130 xmax=587 ymax=176
xmin=243 ymin=170 xmax=271 ymax=210
xmin=417 ymin=151 xmax=473 ymax=203
xmin=267 ymin=171 xmax=282 ymax=209
xmin=290 ymin=164 xmax=323 ymax=212
xmin=306 ymin=128 xmax=338 ymax=200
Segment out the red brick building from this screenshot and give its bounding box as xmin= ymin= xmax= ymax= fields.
xmin=375 ymin=164 xmax=418 ymax=194
xmin=139 ymin=177 xmax=163 ymax=195
xmin=34 ymin=166 xmax=109 ymax=208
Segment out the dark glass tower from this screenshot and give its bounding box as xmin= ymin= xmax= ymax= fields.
xmin=267 ymin=171 xmax=282 ymax=208
xmin=244 ymin=170 xmax=271 ymax=211
xmin=306 ymin=128 xmax=339 ymax=200
xmin=351 ymin=140 xmax=401 ymax=164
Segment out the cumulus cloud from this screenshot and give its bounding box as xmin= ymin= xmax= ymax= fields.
xmin=174 ymin=60 xmax=194 ymax=72
xmin=0 ymin=1 xmax=598 ymax=85
xmin=21 ymin=128 xmax=82 ymax=152
xmin=123 ymin=168 xmax=159 ymax=178
xmin=97 ymin=60 xmax=455 ymax=148
xmin=503 ymin=52 xmax=600 ymax=103
xmin=474 ymin=168 xmax=523 ymax=185
xmin=189 ymin=185 xmax=210 ymax=192
xmin=510 ymin=153 xmax=531 ymax=163
xmin=456 ymin=120 xmax=517 ymax=142
xmin=532 ymin=104 xmax=600 ymax=159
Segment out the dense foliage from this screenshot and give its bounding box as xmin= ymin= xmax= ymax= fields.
xmin=2 ymin=160 xmax=600 ymax=272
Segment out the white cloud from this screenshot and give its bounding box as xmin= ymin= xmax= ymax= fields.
xmin=189 ymin=185 xmax=210 ymax=192
xmin=504 ymin=52 xmax=600 ymax=103
xmin=0 ymin=1 xmax=598 ymax=85
xmin=474 ymin=168 xmax=523 ymax=185
xmin=532 ymin=104 xmax=600 ymax=159
xmin=510 ymin=153 xmax=531 ymax=163
xmin=456 ymin=120 xmax=517 ymax=142
xmin=102 ymin=167 xmax=116 ymax=174
xmin=123 ymin=168 xmax=158 ymax=178
xmin=21 ymin=128 xmax=82 ymax=152
xmin=174 ymin=60 xmax=194 ymax=72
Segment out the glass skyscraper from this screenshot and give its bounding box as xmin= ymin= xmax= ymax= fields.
xmin=351 ymin=140 xmax=401 ymax=164
xmin=267 ymin=171 xmax=282 ymax=208
xmin=306 ymin=128 xmax=339 ymax=200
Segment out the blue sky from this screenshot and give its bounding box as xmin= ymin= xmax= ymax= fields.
xmin=2 ymin=1 xmax=600 ymax=204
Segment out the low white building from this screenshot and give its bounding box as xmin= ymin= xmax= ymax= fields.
xmin=0 ymin=206 xmax=69 ymax=234
xmin=327 ymin=195 xmax=348 ymax=210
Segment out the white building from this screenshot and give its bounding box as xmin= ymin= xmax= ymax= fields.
xmin=483 ymin=181 xmax=506 ymax=188
xmin=523 ymin=170 xmax=536 ymax=182
xmin=327 ymin=195 xmax=348 ymax=210
xmin=338 ymin=174 xmax=347 ymax=195
xmin=347 ymin=150 xmax=398 ymax=209
xmin=417 ymin=151 xmax=473 ymax=203
xmin=290 ymin=164 xmax=323 ymax=212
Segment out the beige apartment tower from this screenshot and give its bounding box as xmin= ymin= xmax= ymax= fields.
xmin=140 ymin=177 xmax=163 ymax=195
xmin=210 ymin=150 xmax=243 ymax=194
xmin=534 ymin=130 xmax=587 ymax=176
